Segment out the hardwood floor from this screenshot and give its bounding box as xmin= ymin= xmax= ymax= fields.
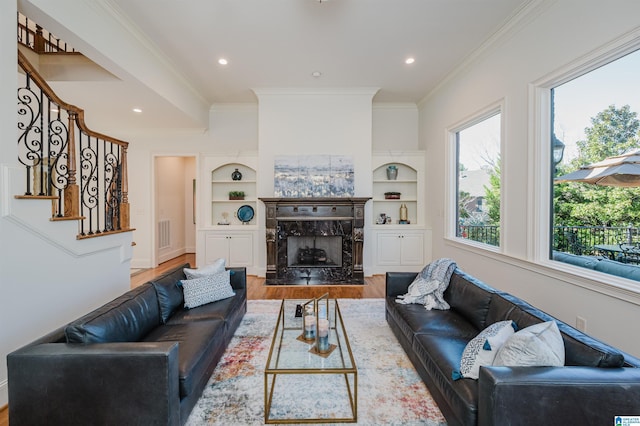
xmin=0 ymin=255 xmax=385 ymax=425
xmin=131 ymin=253 xmax=386 ymax=299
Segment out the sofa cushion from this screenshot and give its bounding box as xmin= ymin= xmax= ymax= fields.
xmin=445 ymin=270 xmax=495 ymax=331
xmin=494 ymin=321 xmax=565 ymax=367
xmin=387 ymin=296 xmax=479 ymax=342
xmin=169 ymin=289 xmax=246 ymax=324
xmin=454 ymin=320 xmax=516 ymax=380
xmin=181 ymin=270 xmax=235 ymax=309
xmin=412 ymin=333 xmax=479 ymax=426
xmin=143 ymin=320 xmax=226 ymax=398
xmin=151 ymin=263 xmax=190 ymax=323
xmin=489 ymin=291 xmax=624 ymax=368
xmin=65 ymin=284 xmax=160 ymax=343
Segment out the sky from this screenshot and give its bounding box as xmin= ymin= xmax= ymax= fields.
xmin=458 ymin=48 xmax=640 ymax=171
xmin=553 ymin=49 xmax=640 ymax=163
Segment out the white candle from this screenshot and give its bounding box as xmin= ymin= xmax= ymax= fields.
xmin=304 ymin=315 xmax=316 ymax=339
xmin=318 ymin=318 xmax=329 ymax=337
xmin=317 ymin=318 xmax=330 ymax=352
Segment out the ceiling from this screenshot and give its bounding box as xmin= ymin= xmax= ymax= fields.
xmin=24 ymin=0 xmax=533 ymax=130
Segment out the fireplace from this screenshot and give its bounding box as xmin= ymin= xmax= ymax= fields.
xmin=287 ymin=236 xmax=342 ymax=267
xmin=260 ymin=198 xmax=370 ymax=285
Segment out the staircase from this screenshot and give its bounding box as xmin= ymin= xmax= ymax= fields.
xmin=16 ymin=13 xmax=132 ymax=239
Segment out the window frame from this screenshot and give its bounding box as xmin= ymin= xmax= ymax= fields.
xmin=531 ymin=31 xmax=640 ymax=295
xmin=447 ymin=101 xmax=504 ymax=251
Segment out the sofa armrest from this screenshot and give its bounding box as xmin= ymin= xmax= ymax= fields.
xmin=478 ymin=366 xmax=640 ymax=426
xmin=8 ymin=342 xmax=181 ymax=426
xmin=228 ymin=267 xmax=247 ymax=290
xmin=386 ymin=272 xmax=418 ymax=298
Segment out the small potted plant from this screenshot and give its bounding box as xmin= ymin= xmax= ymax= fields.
xmin=228 ymin=191 xmax=245 ymax=200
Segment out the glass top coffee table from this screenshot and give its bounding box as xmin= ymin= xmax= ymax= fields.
xmin=264 ymin=298 xmax=358 ymax=424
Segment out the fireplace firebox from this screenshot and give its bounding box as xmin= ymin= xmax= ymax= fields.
xmin=260 ymin=198 xmax=370 ymax=285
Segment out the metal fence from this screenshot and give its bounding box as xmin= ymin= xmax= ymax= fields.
xmin=458 ymin=224 xmax=640 ymax=263
xmin=458 ymin=225 xmax=500 ymax=247
xmin=553 ymin=225 xmax=638 ymax=256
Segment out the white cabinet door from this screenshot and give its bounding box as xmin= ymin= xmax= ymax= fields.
xmin=204 ymin=232 xmax=253 ymax=268
xmin=375 ymin=230 xmax=425 ymax=272
xmin=227 ymin=233 xmax=253 ymax=267
xmin=376 ymin=233 xmax=404 ymax=266
xmin=399 ymin=233 xmax=424 ymax=266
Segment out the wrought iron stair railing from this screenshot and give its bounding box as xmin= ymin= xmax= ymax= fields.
xmin=17 ymin=49 xmax=131 ymax=238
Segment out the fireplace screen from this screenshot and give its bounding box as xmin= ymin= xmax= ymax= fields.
xmin=287 ymin=236 xmax=343 ymax=267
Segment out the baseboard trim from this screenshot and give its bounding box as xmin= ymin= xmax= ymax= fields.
xmin=0 ymin=378 xmax=7 ymax=410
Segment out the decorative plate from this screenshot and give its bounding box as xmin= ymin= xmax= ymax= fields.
xmin=237 ymin=205 xmax=254 ymax=223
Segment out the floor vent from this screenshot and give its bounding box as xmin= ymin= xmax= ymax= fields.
xmin=158 ymin=219 xmax=170 ymax=249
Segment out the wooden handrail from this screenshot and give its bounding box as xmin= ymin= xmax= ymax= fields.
xmin=17 ymin=48 xmax=131 ymax=232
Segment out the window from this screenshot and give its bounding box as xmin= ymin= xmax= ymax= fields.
xmin=455 ymin=112 xmax=501 ymax=247
xmin=551 ymin=49 xmax=640 ymax=281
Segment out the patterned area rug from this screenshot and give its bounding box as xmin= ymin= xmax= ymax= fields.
xmin=186 ymin=299 xmax=447 ymax=425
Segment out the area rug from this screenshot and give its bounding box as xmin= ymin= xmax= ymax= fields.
xmin=185 ymin=299 xmax=447 ymax=425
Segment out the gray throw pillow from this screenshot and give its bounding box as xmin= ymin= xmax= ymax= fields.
xmin=181 ymin=270 xmax=235 ymax=309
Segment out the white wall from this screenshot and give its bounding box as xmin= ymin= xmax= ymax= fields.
xmin=254 ymin=89 xmax=378 ymax=198
xmin=124 ymin=104 xmax=259 ymax=268
xmin=420 ymin=0 xmax=640 ymax=356
xmin=124 ymin=99 xmax=422 ymax=271
xmin=373 ymin=103 xmax=419 ymax=152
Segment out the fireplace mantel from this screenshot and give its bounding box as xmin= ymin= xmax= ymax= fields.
xmin=259 ymin=197 xmax=370 ymax=284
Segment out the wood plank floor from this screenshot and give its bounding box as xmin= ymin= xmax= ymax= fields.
xmin=0 ymin=256 xmax=386 ymax=424
xmin=131 ymin=253 xmax=386 ymax=299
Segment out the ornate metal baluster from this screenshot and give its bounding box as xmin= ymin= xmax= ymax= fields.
xmin=17 ymin=72 xmax=41 ymax=196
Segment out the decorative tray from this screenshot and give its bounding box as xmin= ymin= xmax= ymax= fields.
xmin=237 ymin=205 xmax=254 ymax=223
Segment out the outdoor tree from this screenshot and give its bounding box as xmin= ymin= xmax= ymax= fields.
xmin=484 ymin=159 xmax=500 ymax=225
xmin=570 ymin=104 xmax=640 ymax=169
xmin=555 ymin=104 xmax=640 ymax=227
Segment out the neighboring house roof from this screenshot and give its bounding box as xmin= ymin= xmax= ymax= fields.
xmin=459 ymin=169 xmax=491 ymax=197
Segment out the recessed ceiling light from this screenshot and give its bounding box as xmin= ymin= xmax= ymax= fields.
xmin=132 ymin=108 xmax=142 ymax=113
xmin=218 ymin=58 xmax=228 ymax=65
xmin=405 ymin=57 xmax=415 ymax=65
xmin=311 ymin=71 xmax=322 ymax=78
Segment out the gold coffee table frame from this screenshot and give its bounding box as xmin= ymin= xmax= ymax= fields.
xmin=264 ymin=299 xmax=358 ymax=424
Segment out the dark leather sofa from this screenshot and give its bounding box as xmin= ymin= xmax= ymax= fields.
xmin=7 ymin=263 xmax=247 ymax=426
xmin=386 ymin=268 xmax=640 ymax=426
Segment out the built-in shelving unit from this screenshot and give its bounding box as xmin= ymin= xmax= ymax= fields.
xmin=371 ymin=152 xmax=428 ymax=273
xmin=210 ymin=163 xmax=257 ymax=227
xmin=197 ymin=155 xmax=259 ymax=273
xmin=371 ymin=155 xmax=422 ymax=227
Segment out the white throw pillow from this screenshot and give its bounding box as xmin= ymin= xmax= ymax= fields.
xmin=181 ymin=270 xmax=235 ymax=309
xmin=493 ymin=321 xmax=565 ymax=367
xmin=184 ymin=258 xmax=226 ymax=279
xmin=453 ymin=320 xmax=516 ymax=380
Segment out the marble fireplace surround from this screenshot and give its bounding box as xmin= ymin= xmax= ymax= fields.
xmin=260 ymin=198 xmax=370 ymax=285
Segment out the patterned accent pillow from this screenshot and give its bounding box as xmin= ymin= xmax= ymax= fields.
xmin=184 ymin=258 xmax=226 ymax=280
xmin=493 ymin=321 xmax=565 ymax=367
xmin=180 ymin=270 xmax=235 ymax=309
xmin=453 ymin=320 xmax=517 ymax=380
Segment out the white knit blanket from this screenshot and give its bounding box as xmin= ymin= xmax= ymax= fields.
xmin=395 ymin=258 xmax=457 ymax=310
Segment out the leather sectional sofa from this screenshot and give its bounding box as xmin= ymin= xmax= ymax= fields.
xmin=8 ymin=263 xmax=247 ymax=426
xmin=386 ymin=268 xmax=640 ymax=426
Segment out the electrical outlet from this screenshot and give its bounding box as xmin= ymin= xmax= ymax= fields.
xmin=576 ymin=316 xmax=587 ymax=332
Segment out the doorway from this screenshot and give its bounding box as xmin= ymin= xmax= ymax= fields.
xmin=154 ymin=156 xmax=197 ymax=265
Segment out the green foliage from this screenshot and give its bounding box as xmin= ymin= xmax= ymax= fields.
xmin=570 ymin=104 xmax=640 ymax=169
xmin=555 ymin=104 xmax=640 ymax=227
xmin=484 ymin=159 xmax=501 ymax=225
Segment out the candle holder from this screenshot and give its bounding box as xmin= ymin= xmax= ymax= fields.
xmin=309 ymin=293 xmax=337 ymax=357
xmin=297 ymin=297 xmax=316 ymax=343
